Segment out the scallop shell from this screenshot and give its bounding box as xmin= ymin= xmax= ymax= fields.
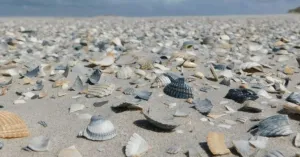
xmin=24 ymin=66 xmax=40 ymax=78
xmin=143 ymin=111 xmax=180 ymax=131
xmin=87 ymin=69 xmax=101 ymax=85
xmin=193 ymin=98 xmax=213 ymax=114
xmin=78 ymin=115 xmax=117 ymax=141
xmin=116 ymin=66 xmax=134 ymax=79
xmin=123 ymin=87 xmax=136 ymax=95
xmin=137 ymin=59 xmax=154 ymax=70
xmin=32 ymin=80 xmax=43 ymax=91
xmin=151 ymin=75 xmax=171 ymax=88
xmin=58 ymin=145 xmax=82 ymax=157
xmin=25 ymin=136 xmax=50 ymax=152
xmin=163 ymin=78 xmax=193 ymax=99
xmin=225 ymin=88 xmax=259 ymax=103
xmin=125 ymin=133 xmax=150 ymax=157
xmin=232 ymin=140 xmax=252 ymax=157
xmin=240 ymin=62 xmax=263 ymax=73
xmin=248 ymin=115 xmax=293 ymax=137
xmin=239 ymin=100 xmax=263 ymax=113
xmin=0 ymin=111 xmax=30 ymax=138
xmin=207 ymin=132 xmax=231 ymax=155
xmin=86 ymin=83 xmax=115 ymax=98
xmin=286 ymin=92 xmax=300 ymax=105
xmin=69 ymin=76 xmax=84 ymax=92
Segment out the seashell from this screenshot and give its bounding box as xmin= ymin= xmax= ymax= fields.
xmin=24 ymin=66 xmax=40 ymax=78
xmin=87 ymin=69 xmax=101 ymax=85
xmin=219 ymin=70 xmax=233 ymax=78
xmin=286 ymin=92 xmax=300 ymax=105
xmin=183 ymin=61 xmax=197 ymax=68
xmin=69 ymin=104 xmax=85 ymax=113
xmin=249 ymin=136 xmax=268 ymax=149
xmin=193 ymin=98 xmax=213 ymax=114
xmin=151 ymin=75 xmax=171 ymax=88
xmin=90 ymin=56 xmax=115 ymax=67
xmin=58 ymin=145 xmax=82 ymax=157
xmin=116 ymin=66 xmax=134 ymax=79
xmin=111 ymin=37 xmax=122 ymax=47
xmin=248 ymin=115 xmax=293 ymax=137
xmin=283 ymin=66 xmax=294 ymax=75
xmin=193 ymin=72 xmax=204 ymax=79
xmin=86 ymin=83 xmax=115 ymax=98
xmin=32 ymin=80 xmax=43 ymax=91
xmin=37 ymin=121 xmax=47 ymax=127
xmin=232 ymin=140 xmax=252 ymax=157
xmin=135 ymin=91 xmax=152 ymax=101
xmin=93 ymin=101 xmax=108 ymax=107
xmin=38 ymin=91 xmax=47 ymax=99
xmin=166 ymin=145 xmax=181 ymax=154
xmin=0 ymin=111 xmax=30 ymax=138
xmin=0 ymin=69 xmax=18 ymax=76
xmin=14 ymin=99 xmax=26 ymax=104
xmin=207 ymin=132 xmax=231 ymax=155
xmin=209 ymin=65 xmax=219 ymax=81
xmin=265 ymin=150 xmax=285 ymax=157
xmin=181 ymin=41 xmax=194 ymax=50
xmin=0 ymin=77 xmax=12 ymax=87
xmin=164 ymin=78 xmax=193 ymax=99
xmin=52 ymin=79 xmax=69 ymax=88
xmin=173 ymin=108 xmax=190 ymax=117
xmin=125 ymin=133 xmax=150 ymax=157
xmin=25 ymin=136 xmax=50 ymax=152
xmin=62 ymin=65 xmax=69 ymax=78
xmin=295 ymin=133 xmax=300 ymax=147
xmin=164 ymin=72 xmax=182 ymax=82
xmin=144 ymin=72 xmax=156 ymax=81
xmin=239 ymin=100 xmax=263 ymax=113
xmin=240 ymin=62 xmax=263 ymax=73
xmin=187 ymin=147 xmax=202 ymax=157
xmin=237 ymin=116 xmax=249 ymax=123
xmin=225 ymin=88 xmax=258 ymax=103
xmin=143 ymin=110 xmax=180 ymax=131
xmin=123 ymin=87 xmax=136 ymax=95
xmin=69 ymin=76 xmax=84 ymax=92
xmin=283 ymin=103 xmax=300 ymax=114
xmin=153 ymin=63 xmax=170 ymax=71
xmin=137 ymin=58 xmax=154 ymax=70
xmin=219 ymin=78 xmax=231 ymax=86
xmin=135 ymin=69 xmax=146 ymax=77
xmin=78 ymin=115 xmax=117 ymax=141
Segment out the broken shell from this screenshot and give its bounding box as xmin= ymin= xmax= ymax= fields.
xmin=135 ymin=91 xmax=152 ymax=101
xmin=0 ymin=77 xmax=12 ymax=87
xmin=166 ymin=145 xmax=181 ymax=154
xmin=248 ymin=115 xmax=293 ymax=137
xmin=207 ymin=132 xmax=231 ymax=155
xmin=239 ymin=100 xmax=263 ymax=113
xmin=69 ymin=104 xmax=85 ymax=113
xmin=58 ymin=145 xmax=82 ymax=157
xmin=69 ymin=76 xmax=84 ymax=92
xmin=183 ymin=61 xmax=197 ymax=68
xmin=193 ymin=98 xmax=213 ymax=114
xmin=116 ymin=66 xmax=134 ymax=79
xmin=0 ymin=111 xmax=30 ymax=138
xmin=111 ymin=37 xmax=122 ymax=47
xmin=123 ymin=87 xmax=136 ymax=95
xmin=24 ymin=66 xmax=40 ymax=78
xmin=137 ymin=58 xmax=154 ymax=70
xmin=258 ymin=89 xmax=272 ymax=99
xmin=32 ymin=80 xmax=43 ymax=91
xmin=173 ymin=108 xmax=190 ymax=117
xmin=240 ymin=62 xmax=263 ymax=73
xmin=86 ymin=83 xmax=115 ymax=98
xmin=232 ymin=140 xmax=252 ymax=157
xmin=193 ymin=72 xmax=204 ymax=79
xmin=249 ymin=136 xmax=268 ymax=149
xmin=135 ymin=69 xmax=146 ymax=77
xmin=90 ymin=56 xmax=115 ymax=67
xmin=125 ymin=133 xmax=150 ymax=157
xmin=163 ymin=78 xmax=193 ymax=99
xmin=25 ymin=136 xmax=50 ymax=152
xmin=283 ymin=103 xmax=300 ymax=114
xmin=151 ymin=75 xmax=171 ymax=88
xmin=225 ymin=88 xmax=259 ymax=103
xmin=153 ymin=63 xmax=170 ymax=71
xmin=87 ymin=69 xmax=101 ymax=85
xmin=143 ymin=111 xmax=179 ymax=131
xmin=283 ymin=66 xmax=294 ymax=75
xmin=209 ymin=65 xmax=219 ymax=81
xmin=265 ymin=150 xmax=285 ymax=157
xmin=78 ymin=115 xmax=117 ymax=141
xmin=286 ymin=92 xmax=300 ymax=105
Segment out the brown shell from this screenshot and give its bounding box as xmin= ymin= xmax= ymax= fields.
xmin=0 ymin=111 xmax=29 ymax=139
xmin=207 ymin=132 xmax=230 ymax=155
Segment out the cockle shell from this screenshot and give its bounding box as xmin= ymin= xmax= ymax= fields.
xmin=207 ymin=132 xmax=231 ymax=155
xmin=143 ymin=111 xmax=180 ymax=131
xmin=87 ymin=69 xmax=101 ymax=85
xmin=151 ymin=75 xmax=171 ymax=88
xmin=86 ymin=83 xmax=115 ymax=98
xmin=78 ymin=115 xmax=117 ymax=141
xmin=248 ymin=115 xmax=293 ymax=137
xmin=125 ymin=133 xmax=150 ymax=157
xmin=240 ymin=62 xmax=263 ymax=73
xmin=163 ymin=78 xmax=193 ymax=99
xmin=58 ymin=145 xmax=82 ymax=157
xmin=0 ymin=111 xmax=30 ymax=138
xmin=116 ymin=66 xmax=134 ymax=79
xmin=25 ymin=136 xmax=50 ymax=152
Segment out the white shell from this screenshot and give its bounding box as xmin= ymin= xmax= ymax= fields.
xmin=69 ymin=104 xmax=85 ymax=113
xmin=92 ymin=56 xmax=115 ymax=67
xmin=153 ymin=63 xmax=170 ymax=71
xmin=240 ymin=62 xmax=263 ymax=72
xmin=27 ymin=136 xmax=50 ymax=152
xmin=116 ymin=66 xmax=134 ymax=79
xmin=125 ymin=133 xmax=150 ymax=157
xmin=111 ymin=37 xmax=122 ymax=47
xmin=58 ymin=145 xmax=82 ymax=157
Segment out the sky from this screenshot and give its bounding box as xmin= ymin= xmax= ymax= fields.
xmin=0 ymin=0 xmax=299 ymax=16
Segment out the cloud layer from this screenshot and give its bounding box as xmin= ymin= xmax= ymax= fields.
xmin=0 ymin=0 xmax=299 ymax=16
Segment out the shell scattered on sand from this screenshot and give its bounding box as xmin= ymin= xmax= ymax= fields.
xmin=151 ymin=75 xmax=171 ymax=88
xmin=143 ymin=110 xmax=180 ymax=131
xmin=207 ymin=132 xmax=231 ymax=155
xmin=116 ymin=66 xmax=134 ymax=79
xmin=24 ymin=136 xmax=50 ymax=152
xmin=86 ymin=83 xmax=115 ymax=98
xmin=125 ymin=133 xmax=150 ymax=157
xmin=163 ymin=77 xmax=193 ymax=99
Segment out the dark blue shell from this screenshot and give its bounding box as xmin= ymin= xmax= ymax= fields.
xmin=225 ymin=88 xmax=258 ymax=103
xmin=163 ymin=78 xmax=193 ymax=99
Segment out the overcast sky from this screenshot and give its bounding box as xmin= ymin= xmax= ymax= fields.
xmin=0 ymin=0 xmax=299 ymax=16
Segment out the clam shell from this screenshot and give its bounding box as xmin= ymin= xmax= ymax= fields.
xmin=248 ymin=115 xmax=293 ymax=137
xmin=116 ymin=66 xmax=134 ymax=79
xmin=151 ymin=75 xmax=171 ymax=88
xmin=0 ymin=77 xmax=12 ymax=87
xmin=286 ymin=92 xmax=300 ymax=105
xmin=143 ymin=111 xmax=179 ymax=131
xmin=26 ymin=136 xmax=50 ymax=152
xmin=207 ymin=132 xmax=231 ymax=155
xmin=86 ymin=83 xmax=115 ymax=98
xmin=135 ymin=91 xmax=152 ymax=101
xmin=239 ymin=100 xmax=263 ymax=113
xmin=183 ymin=61 xmax=197 ymax=68
xmin=123 ymin=87 xmax=136 ymax=95
xmin=125 ymin=133 xmax=150 ymax=157
xmin=87 ymin=69 xmax=101 ymax=85
xmin=225 ymin=88 xmax=259 ymax=103
xmin=232 ymin=140 xmax=252 ymax=157
xmin=249 ymin=136 xmax=268 ymax=149
xmin=78 ymin=115 xmax=117 ymax=141
xmin=25 ymin=66 xmax=40 ymax=78
xmin=166 ymin=145 xmax=181 ymax=154
xmin=32 ymin=80 xmax=43 ymax=91
xmin=240 ymin=62 xmax=263 ymax=73
xmin=58 ymin=145 xmax=82 ymax=157
xmin=69 ymin=76 xmax=84 ymax=92
xmin=0 ymin=111 xmax=30 ymax=138
xmin=163 ymin=78 xmax=193 ymax=99
xmin=193 ymin=98 xmax=213 ymax=114
xmin=265 ymin=150 xmax=285 ymax=157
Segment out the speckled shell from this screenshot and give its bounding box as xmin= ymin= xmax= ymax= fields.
xmin=248 ymin=115 xmax=293 ymax=137
xmin=143 ymin=112 xmax=179 ymax=131
xmin=78 ymin=115 xmax=117 ymax=141
xmin=116 ymin=66 xmax=134 ymax=79
xmin=151 ymin=75 xmax=171 ymax=88
xmin=163 ymin=78 xmax=193 ymax=99
xmin=86 ymin=83 xmax=115 ymax=98
xmin=0 ymin=111 xmax=30 ymax=139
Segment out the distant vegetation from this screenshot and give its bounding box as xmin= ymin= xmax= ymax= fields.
xmin=288 ymin=7 xmax=300 ymax=13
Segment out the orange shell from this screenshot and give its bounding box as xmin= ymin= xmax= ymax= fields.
xmin=207 ymin=132 xmax=230 ymax=155
xmin=0 ymin=111 xmax=30 ymax=139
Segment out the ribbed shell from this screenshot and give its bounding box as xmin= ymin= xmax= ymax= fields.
xmin=78 ymin=115 xmax=117 ymax=141
xmin=0 ymin=111 xmax=29 ymax=139
xmin=143 ymin=112 xmax=179 ymax=131
xmin=86 ymin=83 xmax=115 ymax=98
xmin=151 ymin=75 xmax=171 ymax=88
xmin=163 ymin=78 xmax=193 ymax=99
xmin=116 ymin=66 xmax=134 ymax=79
xmin=125 ymin=133 xmax=150 ymax=157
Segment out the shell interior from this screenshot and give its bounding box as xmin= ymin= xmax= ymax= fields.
xmin=27 ymin=136 xmax=50 ymax=152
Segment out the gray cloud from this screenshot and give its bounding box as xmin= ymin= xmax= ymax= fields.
xmin=0 ymin=0 xmax=299 ymax=16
